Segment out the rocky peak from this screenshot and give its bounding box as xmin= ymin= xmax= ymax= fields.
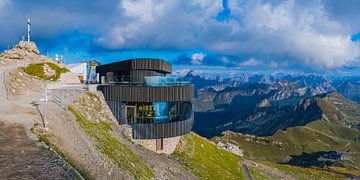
xmin=16 ymin=41 xmax=40 ymax=55
xmin=185 ymin=69 xmax=197 ymax=77
xmin=1 ymin=41 xmax=41 ymax=61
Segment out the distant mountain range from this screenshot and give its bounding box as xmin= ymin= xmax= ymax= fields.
xmin=182 ymin=70 xmax=360 ymax=104
xmin=182 ymin=70 xmax=360 ymax=137
xmin=186 ymin=70 xmax=360 ymax=170
xmin=212 ymin=92 xmax=360 ymax=165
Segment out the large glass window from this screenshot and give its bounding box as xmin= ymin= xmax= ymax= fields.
xmin=125 ymin=101 xmax=192 ymax=124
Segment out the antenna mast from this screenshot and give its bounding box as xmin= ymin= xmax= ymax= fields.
xmin=27 ymin=17 xmax=31 ymax=42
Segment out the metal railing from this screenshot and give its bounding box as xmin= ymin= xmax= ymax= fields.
xmin=105 ymin=75 xmax=191 ymax=87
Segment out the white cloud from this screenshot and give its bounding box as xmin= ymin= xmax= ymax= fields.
xmin=98 ymin=0 xmax=360 ymax=69
xmin=286 ymin=31 xmax=359 ymax=68
xmin=191 ymin=53 xmax=205 ymax=65
xmin=238 ymin=58 xmax=262 ymax=66
xmin=0 ymin=0 xmax=359 ymax=70
xmin=121 ymin=0 xmax=166 ymax=23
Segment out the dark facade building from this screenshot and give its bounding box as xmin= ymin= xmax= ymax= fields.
xmin=97 ymin=58 xmax=194 ymax=152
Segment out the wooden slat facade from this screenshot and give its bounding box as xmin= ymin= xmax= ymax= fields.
xmin=132 ymin=114 xmax=194 ymax=139
xmin=96 ymin=58 xmax=172 ymax=75
xmin=105 ymin=100 xmax=194 ymax=139
xmin=97 ymin=58 xmax=194 ymax=139
xmin=98 ymin=85 xmax=194 ymax=102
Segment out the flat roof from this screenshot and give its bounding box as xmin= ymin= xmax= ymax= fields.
xmin=96 ymin=58 xmax=172 ymax=74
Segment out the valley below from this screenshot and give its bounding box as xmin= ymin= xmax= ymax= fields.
xmin=187 ymin=71 xmax=360 ymax=178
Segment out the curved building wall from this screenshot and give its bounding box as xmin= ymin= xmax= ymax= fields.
xmin=98 ymin=85 xmax=194 ymax=102
xmin=105 ymin=100 xmax=194 ymax=139
xmin=132 ymin=114 xmax=194 ymax=139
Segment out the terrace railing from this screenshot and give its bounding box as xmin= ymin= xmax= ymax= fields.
xmin=105 ymin=75 xmax=191 ymax=87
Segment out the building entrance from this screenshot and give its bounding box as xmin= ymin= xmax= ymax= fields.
xmin=126 ymin=106 xmax=136 ymax=124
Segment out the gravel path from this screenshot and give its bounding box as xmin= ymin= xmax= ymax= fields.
xmin=241 ymin=162 xmax=252 ymax=180
xmin=243 ymin=159 xmax=295 ymax=180
xmin=0 ymin=121 xmax=78 ymax=179
xmin=0 ymin=82 xmax=81 ymax=179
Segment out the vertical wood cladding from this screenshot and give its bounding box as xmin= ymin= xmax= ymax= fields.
xmin=132 ymin=114 xmax=194 ymax=139
xmin=130 ymin=59 xmax=172 ymax=73
xmin=105 ymin=100 xmax=194 ymax=139
xmin=98 ymin=85 xmax=194 ymax=102
xmin=96 ymin=58 xmax=172 ymax=75
xmin=106 ymin=100 xmax=126 ymax=124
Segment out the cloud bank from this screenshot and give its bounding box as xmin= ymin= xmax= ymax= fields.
xmin=0 ymin=0 xmax=359 ymax=70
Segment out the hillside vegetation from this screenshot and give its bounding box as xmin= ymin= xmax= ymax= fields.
xmin=172 ymin=132 xmax=244 ymax=180
xmin=213 ymin=93 xmax=360 ymax=177
xmin=22 ymin=62 xmax=69 ymax=81
xmin=68 ymin=93 xmax=154 ymax=179
xmin=261 ymin=161 xmax=345 ymax=180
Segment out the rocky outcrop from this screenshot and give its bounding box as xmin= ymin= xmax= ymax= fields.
xmin=1 ymin=41 xmax=42 ymax=61
xmin=6 ymin=69 xmax=46 ymax=98
xmin=216 ymin=141 xmax=244 ymax=156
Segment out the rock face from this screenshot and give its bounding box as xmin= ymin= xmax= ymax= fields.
xmin=0 ymin=41 xmax=48 ymax=68
xmin=16 ymin=41 xmax=40 ymax=55
xmin=216 ymin=141 xmax=244 ymax=156
xmin=335 ymin=81 xmax=360 ymax=104
xmin=2 ymin=41 xmax=41 ymax=60
xmin=6 ymin=69 xmax=47 ymax=98
xmin=43 ymin=63 xmax=56 ymax=77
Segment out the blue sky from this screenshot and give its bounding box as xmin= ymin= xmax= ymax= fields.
xmin=0 ymin=0 xmax=359 ymax=76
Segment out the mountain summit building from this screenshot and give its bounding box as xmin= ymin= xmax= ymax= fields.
xmin=97 ymin=58 xmax=194 ymax=153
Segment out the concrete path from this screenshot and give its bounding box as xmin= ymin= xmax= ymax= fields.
xmin=241 ymin=162 xmax=252 ymax=180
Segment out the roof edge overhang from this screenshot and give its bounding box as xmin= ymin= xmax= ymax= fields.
xmin=96 ymin=58 xmax=172 ymax=74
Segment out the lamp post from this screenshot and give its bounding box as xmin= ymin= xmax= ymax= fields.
xmin=39 ymin=87 xmax=49 ymax=128
xmin=44 ymin=88 xmax=48 ymax=128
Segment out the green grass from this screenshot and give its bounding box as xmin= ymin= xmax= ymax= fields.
xmin=68 ymin=106 xmax=154 ymax=179
xmin=215 ymin=118 xmax=360 ymax=164
xmin=209 ymin=93 xmax=360 ymax=179
xmin=172 ymin=132 xmax=244 ymax=180
xmin=329 ymin=166 xmax=360 ymax=176
xmin=22 ymin=62 xmax=69 ymax=81
xmin=248 ymin=165 xmax=273 ymax=180
xmin=261 ymin=161 xmax=345 ymax=180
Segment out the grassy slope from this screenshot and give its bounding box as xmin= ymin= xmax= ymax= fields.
xmin=68 ymin=106 xmax=154 ymax=179
xmin=215 ymin=93 xmax=360 ymax=161
xmin=212 ymin=93 xmax=360 ymax=177
xmin=261 ymin=161 xmax=344 ymax=180
xmin=172 ymin=132 xmax=244 ymax=180
xmin=247 ymin=166 xmax=273 ymax=180
xmin=217 ymin=120 xmax=360 ymax=164
xmin=22 ymin=62 xmax=69 ymax=81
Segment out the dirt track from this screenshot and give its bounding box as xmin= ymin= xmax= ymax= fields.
xmin=0 ymin=121 xmax=78 ymax=179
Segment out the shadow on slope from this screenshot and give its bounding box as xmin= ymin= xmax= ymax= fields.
xmin=193 ymin=92 xmax=325 ymax=138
